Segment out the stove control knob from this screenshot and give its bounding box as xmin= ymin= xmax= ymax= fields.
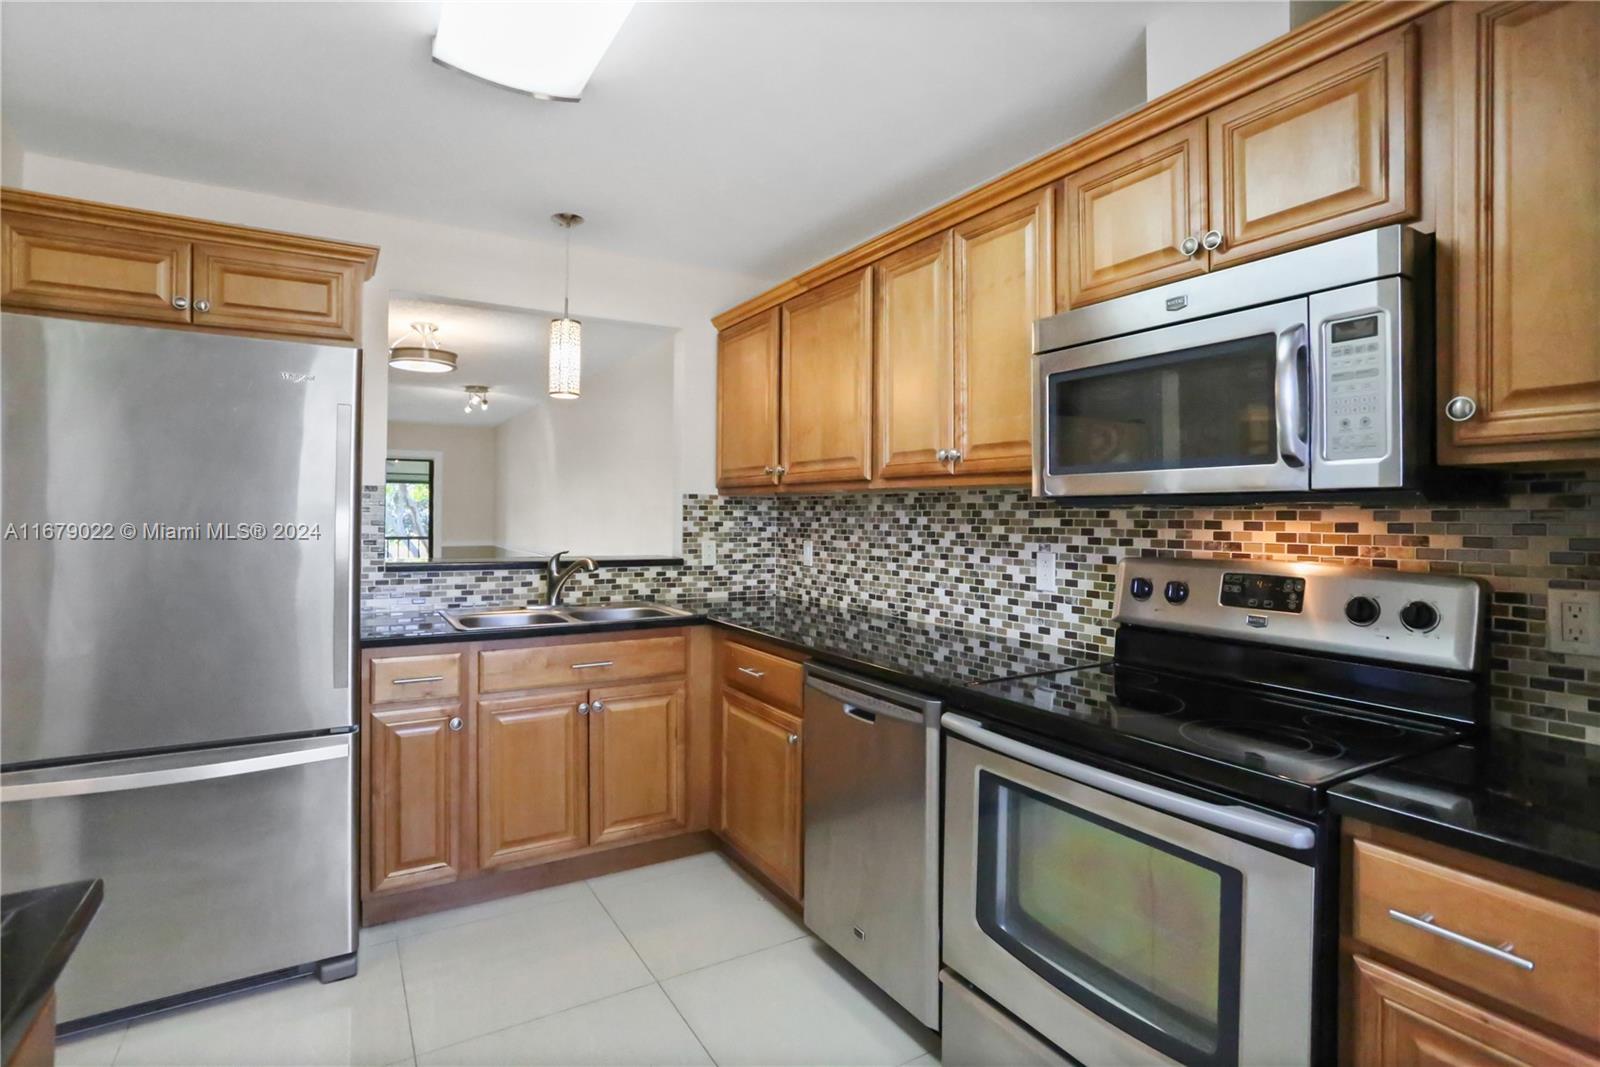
xmin=1345 ymin=595 xmax=1381 ymax=626
xmin=1129 ymin=577 xmax=1154 ymax=601
xmin=1164 ymin=580 xmax=1189 ymax=605
xmin=1400 ymin=601 xmax=1440 ymax=633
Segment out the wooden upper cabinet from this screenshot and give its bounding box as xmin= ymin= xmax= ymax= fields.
xmin=588 ymin=679 xmax=687 ymax=847
xmin=1207 ymin=26 xmax=1417 ymax=268
xmin=1442 ymin=1 xmax=1600 ymax=463
xmin=718 ymin=689 xmax=802 ymax=901
xmin=191 ymin=242 xmax=360 ymax=343
xmin=875 ymin=233 xmax=954 ymax=479
xmin=2 ymin=211 xmax=192 ymax=324
xmin=716 ymin=309 xmax=782 ymax=488
xmin=1059 ymin=118 xmax=1207 ymax=308
xmin=954 ymin=189 xmax=1053 ymax=475
xmin=477 ymin=691 xmax=588 ymax=870
xmin=780 ymin=268 xmax=873 ymax=485
xmin=367 ymin=703 xmax=465 ymax=895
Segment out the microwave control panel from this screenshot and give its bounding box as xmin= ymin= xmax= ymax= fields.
xmin=1323 ymin=314 xmax=1389 ymax=461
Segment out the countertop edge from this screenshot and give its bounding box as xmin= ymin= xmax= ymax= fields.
xmin=1 ymin=879 xmax=104 ymax=1062
xmin=1328 ymin=790 xmax=1600 ymax=893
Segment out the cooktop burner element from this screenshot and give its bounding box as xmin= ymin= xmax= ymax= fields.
xmin=957 ymin=559 xmax=1489 ymax=814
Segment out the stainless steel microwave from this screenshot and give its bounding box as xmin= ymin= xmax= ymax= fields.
xmin=1033 ymin=226 xmax=1439 ymax=501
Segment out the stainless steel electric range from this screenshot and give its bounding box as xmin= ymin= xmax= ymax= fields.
xmin=940 ymin=558 xmax=1489 ymax=1067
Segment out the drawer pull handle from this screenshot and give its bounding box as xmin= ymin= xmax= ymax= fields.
xmin=738 ymin=667 xmax=766 ymax=678
xmin=571 ymin=661 xmax=615 ymax=670
xmin=1386 ymin=909 xmax=1534 ymax=971
xmin=393 ymin=675 xmax=445 ymax=685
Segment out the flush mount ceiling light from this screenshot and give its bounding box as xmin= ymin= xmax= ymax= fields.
xmin=463 ymin=385 xmax=490 ymax=414
xmin=431 ymin=2 xmax=634 ymax=102
xmin=548 ymin=212 xmax=583 ymax=400
xmin=388 ymin=322 xmax=458 ymax=374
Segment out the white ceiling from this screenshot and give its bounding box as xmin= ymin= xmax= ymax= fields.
xmin=386 ymin=293 xmax=676 ymax=427
xmin=0 ymin=1 xmax=1162 ymax=280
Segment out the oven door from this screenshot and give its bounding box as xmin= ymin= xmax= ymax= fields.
xmin=942 ymin=716 xmax=1316 ymax=1067
xmin=1034 ymin=299 xmax=1311 ymax=497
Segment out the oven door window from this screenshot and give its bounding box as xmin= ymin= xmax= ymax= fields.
xmin=975 ymin=771 xmax=1243 ymax=1067
xmin=1048 ymin=334 xmax=1278 ymax=475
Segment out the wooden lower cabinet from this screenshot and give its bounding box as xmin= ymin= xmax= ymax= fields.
xmin=367 ymin=702 xmax=465 ymax=894
xmin=477 ymin=690 xmax=589 ymax=869
xmin=589 ymin=680 xmax=688 ymax=846
xmin=718 ymin=689 xmax=803 ymax=901
xmin=1349 ymin=955 xmax=1599 ymax=1067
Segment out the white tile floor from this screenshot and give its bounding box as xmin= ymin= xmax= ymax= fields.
xmin=58 ymin=851 xmax=940 ymax=1067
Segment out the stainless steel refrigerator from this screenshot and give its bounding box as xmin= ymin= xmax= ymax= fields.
xmin=0 ymin=313 xmax=359 ymax=1029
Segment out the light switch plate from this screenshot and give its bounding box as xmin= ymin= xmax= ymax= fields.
xmin=803 ymin=540 xmax=815 ymax=566
xmin=1036 ymin=546 xmax=1058 ymax=593
xmin=1548 ymin=588 xmax=1600 ymax=656
xmin=699 ymin=536 xmax=716 ymax=568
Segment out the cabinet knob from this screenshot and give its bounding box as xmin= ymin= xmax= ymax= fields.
xmin=763 ymin=466 xmax=776 ymax=475
xmin=947 ymin=450 xmax=962 ymax=465
xmin=1201 ymin=229 xmax=1225 ymax=251
xmin=773 ymin=466 xmax=786 ymax=479
xmin=578 ymin=702 xmax=590 ymax=715
xmin=591 ymin=700 xmax=604 ymax=712
xmin=448 ymin=716 xmax=464 ymax=732
xmin=1178 ymin=235 xmax=1200 ymax=257
xmin=935 ymin=449 xmax=950 ymax=462
xmin=194 ymin=299 xmax=211 ymax=313
xmin=172 ymin=296 xmax=189 ymax=310
xmin=1445 ymin=396 xmax=1478 ymax=422
xmin=787 ymin=733 xmax=799 ymax=745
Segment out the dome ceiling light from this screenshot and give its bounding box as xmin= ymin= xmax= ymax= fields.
xmin=431 ymin=2 xmax=635 ymax=102
xmin=388 ymin=322 xmax=458 ymax=374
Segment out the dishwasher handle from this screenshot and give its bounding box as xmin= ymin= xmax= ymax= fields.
xmin=805 ymin=673 xmax=934 ymax=726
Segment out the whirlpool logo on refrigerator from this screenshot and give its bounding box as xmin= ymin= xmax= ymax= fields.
xmin=279 ymin=371 xmax=316 ymax=384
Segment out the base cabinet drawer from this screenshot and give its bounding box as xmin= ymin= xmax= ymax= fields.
xmin=1350 ymin=838 xmax=1600 ymax=1042
xmin=1349 ymin=955 xmax=1600 ymax=1067
xmin=722 ymin=640 xmax=805 ymax=711
xmin=718 ymin=690 xmax=802 ymax=900
xmin=479 ymin=634 xmax=687 ymax=693
xmin=370 ymin=653 xmax=462 ymax=705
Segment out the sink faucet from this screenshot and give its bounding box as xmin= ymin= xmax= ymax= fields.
xmin=544 ymin=550 xmax=599 ymax=607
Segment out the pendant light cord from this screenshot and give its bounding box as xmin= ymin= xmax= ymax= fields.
xmin=562 ymin=223 xmax=571 ymax=320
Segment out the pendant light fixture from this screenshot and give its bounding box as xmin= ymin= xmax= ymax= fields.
xmin=463 ymin=385 xmax=490 ymax=414
xmin=548 ymin=212 xmax=584 ymax=399
xmin=388 ymin=322 xmax=458 ymax=374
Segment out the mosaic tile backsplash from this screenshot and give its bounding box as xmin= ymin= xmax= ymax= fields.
xmin=361 ymin=467 xmax=1600 ymax=745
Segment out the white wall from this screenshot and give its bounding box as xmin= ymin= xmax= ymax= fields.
xmin=1144 ymin=3 xmax=1292 ymax=100
xmin=13 ymin=152 xmax=771 ymax=510
xmin=495 ymin=333 xmax=677 ymax=557
xmin=385 ymin=421 xmax=499 ymax=548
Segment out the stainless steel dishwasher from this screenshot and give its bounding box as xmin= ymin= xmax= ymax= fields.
xmin=803 ymin=664 xmax=942 ymax=1030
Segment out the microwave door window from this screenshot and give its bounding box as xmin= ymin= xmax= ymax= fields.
xmin=1049 ymin=334 xmax=1278 ymax=476
xmin=976 ymin=773 xmax=1244 ymax=1066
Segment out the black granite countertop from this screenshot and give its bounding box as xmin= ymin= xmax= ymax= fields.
xmin=361 ymin=597 xmax=1100 ymax=695
xmin=1 ymin=879 xmax=102 ymax=1062
xmin=1329 ymin=730 xmax=1600 ymax=891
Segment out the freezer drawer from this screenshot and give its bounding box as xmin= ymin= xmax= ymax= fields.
xmin=0 ymin=734 xmax=356 ymax=1025
xmin=803 ymin=666 xmax=941 ymax=1030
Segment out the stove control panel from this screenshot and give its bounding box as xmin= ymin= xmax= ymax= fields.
xmin=1113 ymin=558 xmax=1487 ymax=672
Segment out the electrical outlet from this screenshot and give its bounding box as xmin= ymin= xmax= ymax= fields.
xmin=802 ymin=540 xmax=815 ymax=566
xmin=1035 ymin=546 xmax=1058 ymax=593
xmin=1548 ymin=589 xmax=1600 ymax=656
xmin=699 ymin=536 xmax=716 ymax=568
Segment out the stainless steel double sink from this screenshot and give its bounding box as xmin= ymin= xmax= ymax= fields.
xmin=440 ymin=601 xmax=694 ymax=633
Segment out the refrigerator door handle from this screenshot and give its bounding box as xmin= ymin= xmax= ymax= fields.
xmin=332 ymin=401 xmax=353 ymax=690
xmin=0 ymin=736 xmax=350 ymax=802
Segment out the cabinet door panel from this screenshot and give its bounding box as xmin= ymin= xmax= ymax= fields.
xmin=1444 ymin=1 xmax=1600 ymax=459
xmin=875 ymin=233 xmax=954 ymax=479
xmin=717 ymin=309 xmax=782 ymax=488
xmin=1348 ymin=955 xmax=1599 ymax=1066
xmin=718 ymin=690 xmax=802 ymax=900
xmin=192 ymin=242 xmax=359 ymax=342
xmin=589 ymin=680 xmax=687 ymax=846
xmin=368 ymin=703 xmax=463 ymax=894
xmin=2 ymin=212 xmax=191 ymax=324
xmin=954 ymin=189 xmax=1053 ymax=476
xmin=478 ymin=691 xmax=588 ymax=869
xmin=780 ymin=269 xmax=873 ymax=484
xmin=1059 ymin=118 xmax=1207 ymax=307
xmin=1208 ymin=26 xmax=1416 ymax=267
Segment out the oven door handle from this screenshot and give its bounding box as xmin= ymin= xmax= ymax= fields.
xmin=1276 ymin=323 xmax=1309 ymax=469
xmin=942 ymin=713 xmax=1316 ymax=851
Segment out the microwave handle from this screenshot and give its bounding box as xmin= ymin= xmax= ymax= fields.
xmin=1276 ymin=324 xmax=1309 ymax=468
